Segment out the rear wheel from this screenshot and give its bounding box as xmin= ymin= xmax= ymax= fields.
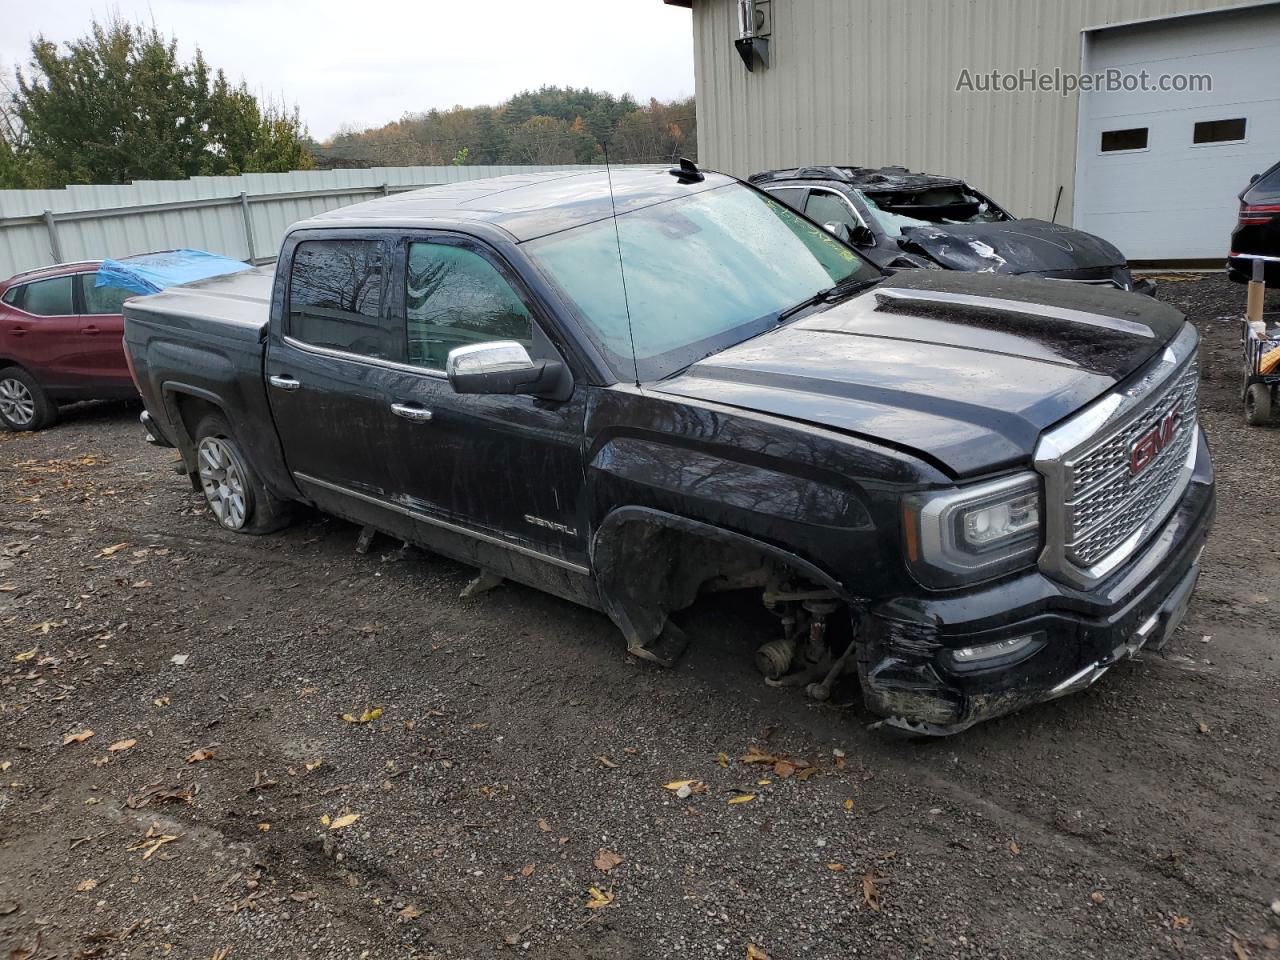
xmin=193 ymin=414 xmax=291 ymax=534
xmin=1246 ymin=383 xmax=1272 ymax=426
xmin=0 ymin=367 xmax=58 ymax=431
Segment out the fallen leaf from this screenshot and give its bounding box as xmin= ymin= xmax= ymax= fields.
xmin=1197 ymin=722 xmax=1210 ymax=734
xmin=536 ymin=819 xmax=551 ymax=832
xmin=0 ymin=762 xmax=10 ymax=773
xmin=593 ymin=849 xmax=623 ymax=873
xmin=329 ymin=813 xmax=360 ymax=830
xmin=520 ymin=863 xmax=535 ymax=877
xmin=664 ymin=779 xmax=696 ymax=791
xmin=12 ymin=646 xmax=37 ymax=663
xmin=741 ymin=745 xmax=778 ymax=765
xmin=211 ymin=949 xmax=232 ymax=960
xmin=843 ymin=797 xmax=855 ymax=812
xmin=1090 ymin=891 xmax=1105 ymax=905
xmin=747 ymin=945 xmax=770 ymax=960
xmin=1171 ymin=915 xmax=1191 ymax=930
xmin=98 ymin=543 xmax=129 ymax=557
xmin=128 ymin=826 xmax=179 ymax=860
xmin=1231 ymin=938 xmax=1250 ymax=960
xmin=75 ymin=878 xmax=97 ymax=892
xmin=795 ymin=765 xmax=819 ymax=782
xmin=862 ymin=871 xmax=882 ymax=912
xmin=185 ymin=748 xmax=214 ymax=763
xmin=107 ymin=739 xmax=137 ymax=753
xmin=152 ymin=697 xmax=170 ymax=708
xmin=257 ymin=823 xmax=270 ymax=832
xmin=728 ymin=793 xmax=755 ymax=805
xmin=585 ymin=886 xmax=614 ymax=909
xmin=341 ymin=707 xmax=383 ymax=724
xmin=305 ymin=758 xmax=324 ymax=772
xmin=826 ymin=862 xmax=845 ymax=871
xmin=773 ymin=760 xmax=796 ymax=779
xmin=1008 ymin=840 xmax=1021 ymax=855
xmin=63 ymin=730 xmax=94 ymax=745
xmin=597 ymin=756 xmax=618 ymax=768
xmin=716 ymin=752 xmax=730 ymax=767
xmin=398 ymin=904 xmax=422 ymax=921
xmin=131 ymin=580 xmax=152 ymax=589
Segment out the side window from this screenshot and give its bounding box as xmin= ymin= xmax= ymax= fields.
xmin=405 ymin=242 xmax=533 ymax=372
xmin=1 ymin=286 xmax=21 ymax=307
xmin=768 ymin=187 xmax=808 ymax=213
xmin=21 ymin=276 xmax=74 ymax=316
xmin=805 ymin=190 xmax=860 ymax=231
xmin=288 ymin=239 xmax=396 ymax=361
xmin=78 ymin=275 xmax=131 ymax=315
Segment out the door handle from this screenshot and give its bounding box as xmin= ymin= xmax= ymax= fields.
xmin=269 ymin=374 xmax=301 ymax=391
xmin=390 ymin=402 xmax=433 ymax=422
xmin=83 ymin=325 xmax=100 ymax=335
xmin=10 ymin=326 xmax=26 ymax=337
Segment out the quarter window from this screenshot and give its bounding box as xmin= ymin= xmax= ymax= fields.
xmin=768 ymin=187 xmax=808 ymax=212
xmin=21 ymin=276 xmax=74 ymax=316
xmin=405 ymin=242 xmax=533 ymax=372
xmin=288 ymin=239 xmax=396 ymax=361
xmin=1 ymin=287 xmax=20 ymax=307
xmin=1193 ymin=117 xmax=1246 ymax=144
xmin=805 ymin=190 xmax=861 ymax=232
xmin=1100 ymin=127 xmax=1148 ymax=152
xmin=78 ymin=275 xmax=131 ymax=315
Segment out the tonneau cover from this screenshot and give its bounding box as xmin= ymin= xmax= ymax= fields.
xmin=122 ymin=265 xmax=274 ymax=341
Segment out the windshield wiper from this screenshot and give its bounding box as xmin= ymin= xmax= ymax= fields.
xmin=775 ymin=275 xmax=882 ymax=325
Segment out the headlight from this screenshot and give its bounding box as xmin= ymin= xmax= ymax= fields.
xmin=904 ymin=473 xmax=1042 ymax=587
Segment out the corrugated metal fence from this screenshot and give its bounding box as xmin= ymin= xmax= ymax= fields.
xmin=0 ymin=165 xmax=598 ymax=278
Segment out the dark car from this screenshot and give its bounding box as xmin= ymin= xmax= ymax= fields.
xmin=0 ymin=260 xmax=136 ymax=430
xmin=1227 ymin=159 xmax=1280 ymax=287
xmin=123 ymin=167 xmax=1213 ymax=735
xmin=752 ymin=165 xmax=1155 ymax=295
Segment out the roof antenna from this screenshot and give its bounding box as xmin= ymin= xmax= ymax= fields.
xmin=601 ymin=142 xmax=642 ymax=387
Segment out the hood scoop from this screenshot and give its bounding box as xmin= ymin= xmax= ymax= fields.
xmin=873 ymin=287 xmax=1155 ymax=339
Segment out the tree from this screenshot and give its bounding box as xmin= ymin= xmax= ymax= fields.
xmin=7 ymin=16 xmax=312 ymax=188
xmin=505 ymin=116 xmax=577 ymax=165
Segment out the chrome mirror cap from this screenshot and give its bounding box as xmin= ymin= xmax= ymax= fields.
xmin=445 ymin=341 xmax=535 ymax=378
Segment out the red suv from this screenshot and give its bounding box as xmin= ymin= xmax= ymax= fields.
xmin=0 ymin=260 xmax=137 ymax=430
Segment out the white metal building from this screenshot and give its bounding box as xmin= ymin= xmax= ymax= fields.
xmin=665 ymin=0 xmax=1280 ymax=261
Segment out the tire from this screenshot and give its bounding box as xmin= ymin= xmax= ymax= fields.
xmin=1246 ymin=383 xmax=1272 ymax=426
xmin=192 ymin=413 xmax=291 ymax=534
xmin=0 ymin=366 xmax=58 ymax=431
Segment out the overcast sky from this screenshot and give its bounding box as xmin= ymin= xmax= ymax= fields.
xmin=1 ymin=0 xmax=696 ymax=141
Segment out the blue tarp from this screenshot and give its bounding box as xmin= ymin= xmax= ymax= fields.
xmin=95 ymin=249 xmax=251 ymax=295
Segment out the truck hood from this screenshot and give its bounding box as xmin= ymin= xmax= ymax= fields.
xmin=898 ymin=218 xmax=1127 ymax=276
xmin=652 ymin=271 xmax=1187 ymax=478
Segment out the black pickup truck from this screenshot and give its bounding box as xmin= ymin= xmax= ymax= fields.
xmin=123 ymin=167 xmax=1214 ymax=735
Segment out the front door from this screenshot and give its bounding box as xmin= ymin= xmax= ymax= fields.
xmin=5 ymin=275 xmax=85 ymax=390
xmin=382 ymin=235 xmax=589 ymax=566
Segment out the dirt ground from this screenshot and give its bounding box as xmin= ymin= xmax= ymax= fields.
xmin=1 ymin=273 xmax=1278 ymax=960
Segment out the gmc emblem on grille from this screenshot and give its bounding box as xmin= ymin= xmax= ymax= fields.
xmin=1129 ymin=402 xmax=1184 ymax=476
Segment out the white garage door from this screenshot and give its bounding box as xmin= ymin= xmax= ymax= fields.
xmin=1073 ymin=3 xmax=1280 ymax=261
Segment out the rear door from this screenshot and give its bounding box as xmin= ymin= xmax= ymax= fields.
xmin=265 ymin=235 xmax=409 ymax=526
xmin=3 ymin=276 xmax=84 ymax=389
xmin=74 ymin=274 xmax=133 ymax=386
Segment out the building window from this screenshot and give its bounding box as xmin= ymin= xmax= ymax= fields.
xmin=1100 ymin=127 xmax=1148 ymax=152
xmin=1193 ymin=118 xmax=1246 ymax=144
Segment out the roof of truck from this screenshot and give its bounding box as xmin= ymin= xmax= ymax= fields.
xmin=294 ymin=166 xmax=735 ymax=243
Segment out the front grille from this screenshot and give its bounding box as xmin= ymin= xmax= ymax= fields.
xmin=1061 ymin=357 xmax=1199 ymax=568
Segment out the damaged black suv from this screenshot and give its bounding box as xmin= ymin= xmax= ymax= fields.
xmin=753 ymin=165 xmax=1155 ymax=296
xmin=124 ymin=167 xmax=1213 ymax=735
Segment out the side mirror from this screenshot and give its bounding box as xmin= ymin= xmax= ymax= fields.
xmin=823 ymin=221 xmax=853 ymax=243
xmin=445 ymin=341 xmax=572 ymax=402
xmin=1251 ymin=173 xmax=1261 ymax=184
xmin=850 ymin=224 xmax=875 ymax=246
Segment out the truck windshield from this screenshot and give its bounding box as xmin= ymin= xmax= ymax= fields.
xmin=525 ymin=183 xmax=879 ymax=381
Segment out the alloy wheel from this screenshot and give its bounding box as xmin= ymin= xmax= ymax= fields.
xmin=0 ymin=377 xmax=35 ymax=426
xmin=197 ymin=436 xmax=249 ymax=530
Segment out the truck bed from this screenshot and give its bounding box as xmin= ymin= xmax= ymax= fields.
xmin=123 ymin=265 xmax=296 ymax=499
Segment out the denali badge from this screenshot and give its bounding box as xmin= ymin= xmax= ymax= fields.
xmin=1129 ymin=403 xmax=1183 ymax=476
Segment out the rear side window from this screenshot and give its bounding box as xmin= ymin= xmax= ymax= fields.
xmin=1244 ymin=163 xmax=1280 ymax=203
xmin=288 ymin=239 xmax=396 ymax=361
xmin=78 ymin=275 xmax=131 ymax=315
xmin=767 ymin=187 xmax=808 ymax=212
xmin=1100 ymin=127 xmax=1148 ymax=152
xmin=21 ymin=276 xmax=74 ymax=316
xmin=1 ymin=286 xmax=20 ymax=307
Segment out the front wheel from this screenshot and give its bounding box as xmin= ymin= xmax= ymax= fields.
xmin=1246 ymin=383 xmax=1272 ymax=426
xmin=0 ymin=367 xmax=58 ymax=431
xmin=193 ymin=414 xmax=291 ymax=534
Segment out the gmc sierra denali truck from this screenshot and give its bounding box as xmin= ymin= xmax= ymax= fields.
xmin=123 ymin=167 xmax=1215 ymax=735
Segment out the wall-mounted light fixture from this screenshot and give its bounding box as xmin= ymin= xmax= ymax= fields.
xmin=735 ymin=0 xmax=771 ymax=71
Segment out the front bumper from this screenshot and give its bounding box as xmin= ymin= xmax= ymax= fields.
xmin=858 ymin=430 xmax=1215 ymax=735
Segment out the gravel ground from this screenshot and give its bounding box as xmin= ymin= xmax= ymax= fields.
xmin=1 ymin=273 xmax=1278 ymax=960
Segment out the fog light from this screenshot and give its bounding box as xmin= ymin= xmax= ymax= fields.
xmin=950 ymin=633 xmax=1040 ymax=667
